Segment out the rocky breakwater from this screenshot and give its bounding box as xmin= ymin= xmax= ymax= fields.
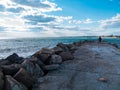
xmin=0 ymin=42 xmax=77 ymax=90
xmin=31 ymin=41 xmax=120 ymax=90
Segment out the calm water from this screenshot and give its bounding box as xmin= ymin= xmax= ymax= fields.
xmin=0 ymin=37 xmax=120 ymax=59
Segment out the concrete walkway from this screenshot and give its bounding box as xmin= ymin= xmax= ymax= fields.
xmin=33 ymin=42 xmax=120 ymax=90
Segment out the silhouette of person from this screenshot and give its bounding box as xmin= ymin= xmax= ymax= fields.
xmin=98 ymin=36 xmax=102 ymax=42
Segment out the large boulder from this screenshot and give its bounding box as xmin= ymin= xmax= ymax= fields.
xmin=14 ymin=68 xmax=35 ymax=88
xmin=49 ymin=55 xmax=62 ymax=64
xmin=73 ymin=41 xmax=82 ymax=46
xmin=1 ymin=64 xmax=21 ymax=76
xmin=59 ymin=52 xmax=74 ymax=61
xmin=70 ymin=46 xmax=77 ymax=53
xmin=52 ymin=46 xmax=64 ymax=54
xmin=5 ymin=53 xmax=24 ymax=64
xmin=40 ymin=48 xmax=54 ymax=54
xmin=57 ymin=43 xmax=69 ymax=52
xmin=33 ymin=48 xmax=54 ymax=63
xmin=5 ymin=75 xmax=28 ymax=90
xmin=43 ymin=64 xmax=60 ymax=71
xmin=67 ymin=44 xmax=78 ymax=53
xmin=0 ymin=70 xmax=4 ymax=90
xmin=0 ymin=59 xmax=11 ymax=65
xmin=22 ymin=60 xmax=44 ymax=77
xmin=28 ymin=56 xmax=45 ymax=67
xmin=36 ymin=53 xmax=50 ymax=63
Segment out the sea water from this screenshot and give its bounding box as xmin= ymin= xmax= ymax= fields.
xmin=0 ymin=37 xmax=120 ymax=59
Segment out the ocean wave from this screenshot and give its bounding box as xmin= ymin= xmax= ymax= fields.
xmin=0 ymin=37 xmax=119 ymax=59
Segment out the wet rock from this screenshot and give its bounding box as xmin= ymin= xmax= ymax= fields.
xmin=0 ymin=70 xmax=4 ymax=90
xmin=111 ymin=43 xmax=119 ymax=48
xmin=59 ymin=52 xmax=74 ymax=61
xmin=5 ymin=53 xmax=24 ymax=64
xmin=36 ymin=58 xmax=45 ymax=67
xmin=67 ymin=44 xmax=78 ymax=53
xmin=5 ymin=75 xmax=28 ymax=90
xmin=34 ymin=48 xmax=54 ymax=55
xmin=52 ymin=46 xmax=64 ymax=54
xmin=1 ymin=64 xmax=21 ymax=76
xmin=14 ymin=68 xmax=35 ymax=88
xmin=43 ymin=64 xmax=60 ymax=71
xmin=40 ymin=48 xmax=54 ymax=54
xmin=33 ymin=48 xmax=53 ymax=63
xmin=29 ymin=56 xmax=45 ymax=67
xmin=73 ymin=42 xmax=82 ymax=46
xmin=34 ymin=64 xmax=45 ymax=77
xmin=49 ymin=55 xmax=62 ymax=64
xmin=22 ymin=60 xmax=44 ymax=77
xmin=57 ymin=43 xmax=69 ymax=52
xmin=0 ymin=59 xmax=11 ymax=65
xmin=36 ymin=53 xmax=50 ymax=63
xmin=70 ymin=46 xmax=77 ymax=53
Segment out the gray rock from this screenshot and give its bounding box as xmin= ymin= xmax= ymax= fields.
xmin=49 ymin=55 xmax=62 ymax=64
xmin=43 ymin=64 xmax=60 ymax=71
xmin=52 ymin=46 xmax=64 ymax=54
xmin=67 ymin=44 xmax=78 ymax=53
xmin=14 ymin=68 xmax=35 ymax=88
xmin=1 ymin=64 xmax=21 ymax=75
xmin=33 ymin=48 xmax=55 ymax=63
xmin=5 ymin=75 xmax=28 ymax=90
xmin=73 ymin=41 xmax=82 ymax=46
xmin=40 ymin=48 xmax=54 ymax=54
xmin=34 ymin=64 xmax=44 ymax=77
xmin=26 ymin=57 xmax=45 ymax=67
xmin=57 ymin=43 xmax=69 ymax=52
xmin=0 ymin=70 xmax=4 ymax=90
xmin=33 ymin=52 xmax=50 ymax=63
xmin=39 ymin=53 xmax=51 ymax=63
xmin=5 ymin=53 xmax=24 ymax=64
xmin=36 ymin=59 xmax=45 ymax=67
xmin=0 ymin=59 xmax=11 ymax=65
xmin=22 ymin=60 xmax=44 ymax=77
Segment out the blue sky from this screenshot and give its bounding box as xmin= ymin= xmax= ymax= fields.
xmin=0 ymin=0 xmax=120 ymax=38
xmin=50 ymin=0 xmax=119 ymax=18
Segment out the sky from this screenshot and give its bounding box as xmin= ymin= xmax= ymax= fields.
xmin=0 ymin=0 xmax=120 ymax=38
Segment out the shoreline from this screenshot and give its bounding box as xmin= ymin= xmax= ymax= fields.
xmin=0 ymin=40 xmax=120 ymax=90
xmin=0 ymin=37 xmax=119 ymax=60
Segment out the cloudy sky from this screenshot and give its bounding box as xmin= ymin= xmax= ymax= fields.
xmin=0 ymin=0 xmax=120 ymax=38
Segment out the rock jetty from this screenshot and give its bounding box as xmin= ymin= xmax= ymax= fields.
xmin=0 ymin=40 xmax=120 ymax=90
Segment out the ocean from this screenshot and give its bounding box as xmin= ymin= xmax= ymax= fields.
xmin=0 ymin=37 xmax=120 ymax=59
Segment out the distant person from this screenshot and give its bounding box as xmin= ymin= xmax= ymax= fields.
xmin=98 ymin=36 xmax=102 ymax=42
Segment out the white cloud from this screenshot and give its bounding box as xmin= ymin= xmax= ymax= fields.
xmin=69 ymin=18 xmax=94 ymax=25
xmin=0 ymin=0 xmax=119 ymax=38
xmin=84 ymin=18 xmax=94 ymax=24
xmin=0 ymin=0 xmax=62 ymax=13
xmin=0 ymin=12 xmax=29 ymax=31
xmin=69 ymin=20 xmax=82 ymax=24
xmin=52 ymin=27 xmax=95 ymax=36
xmin=0 ymin=0 xmax=64 ymax=33
xmin=100 ymin=14 xmax=120 ymax=28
